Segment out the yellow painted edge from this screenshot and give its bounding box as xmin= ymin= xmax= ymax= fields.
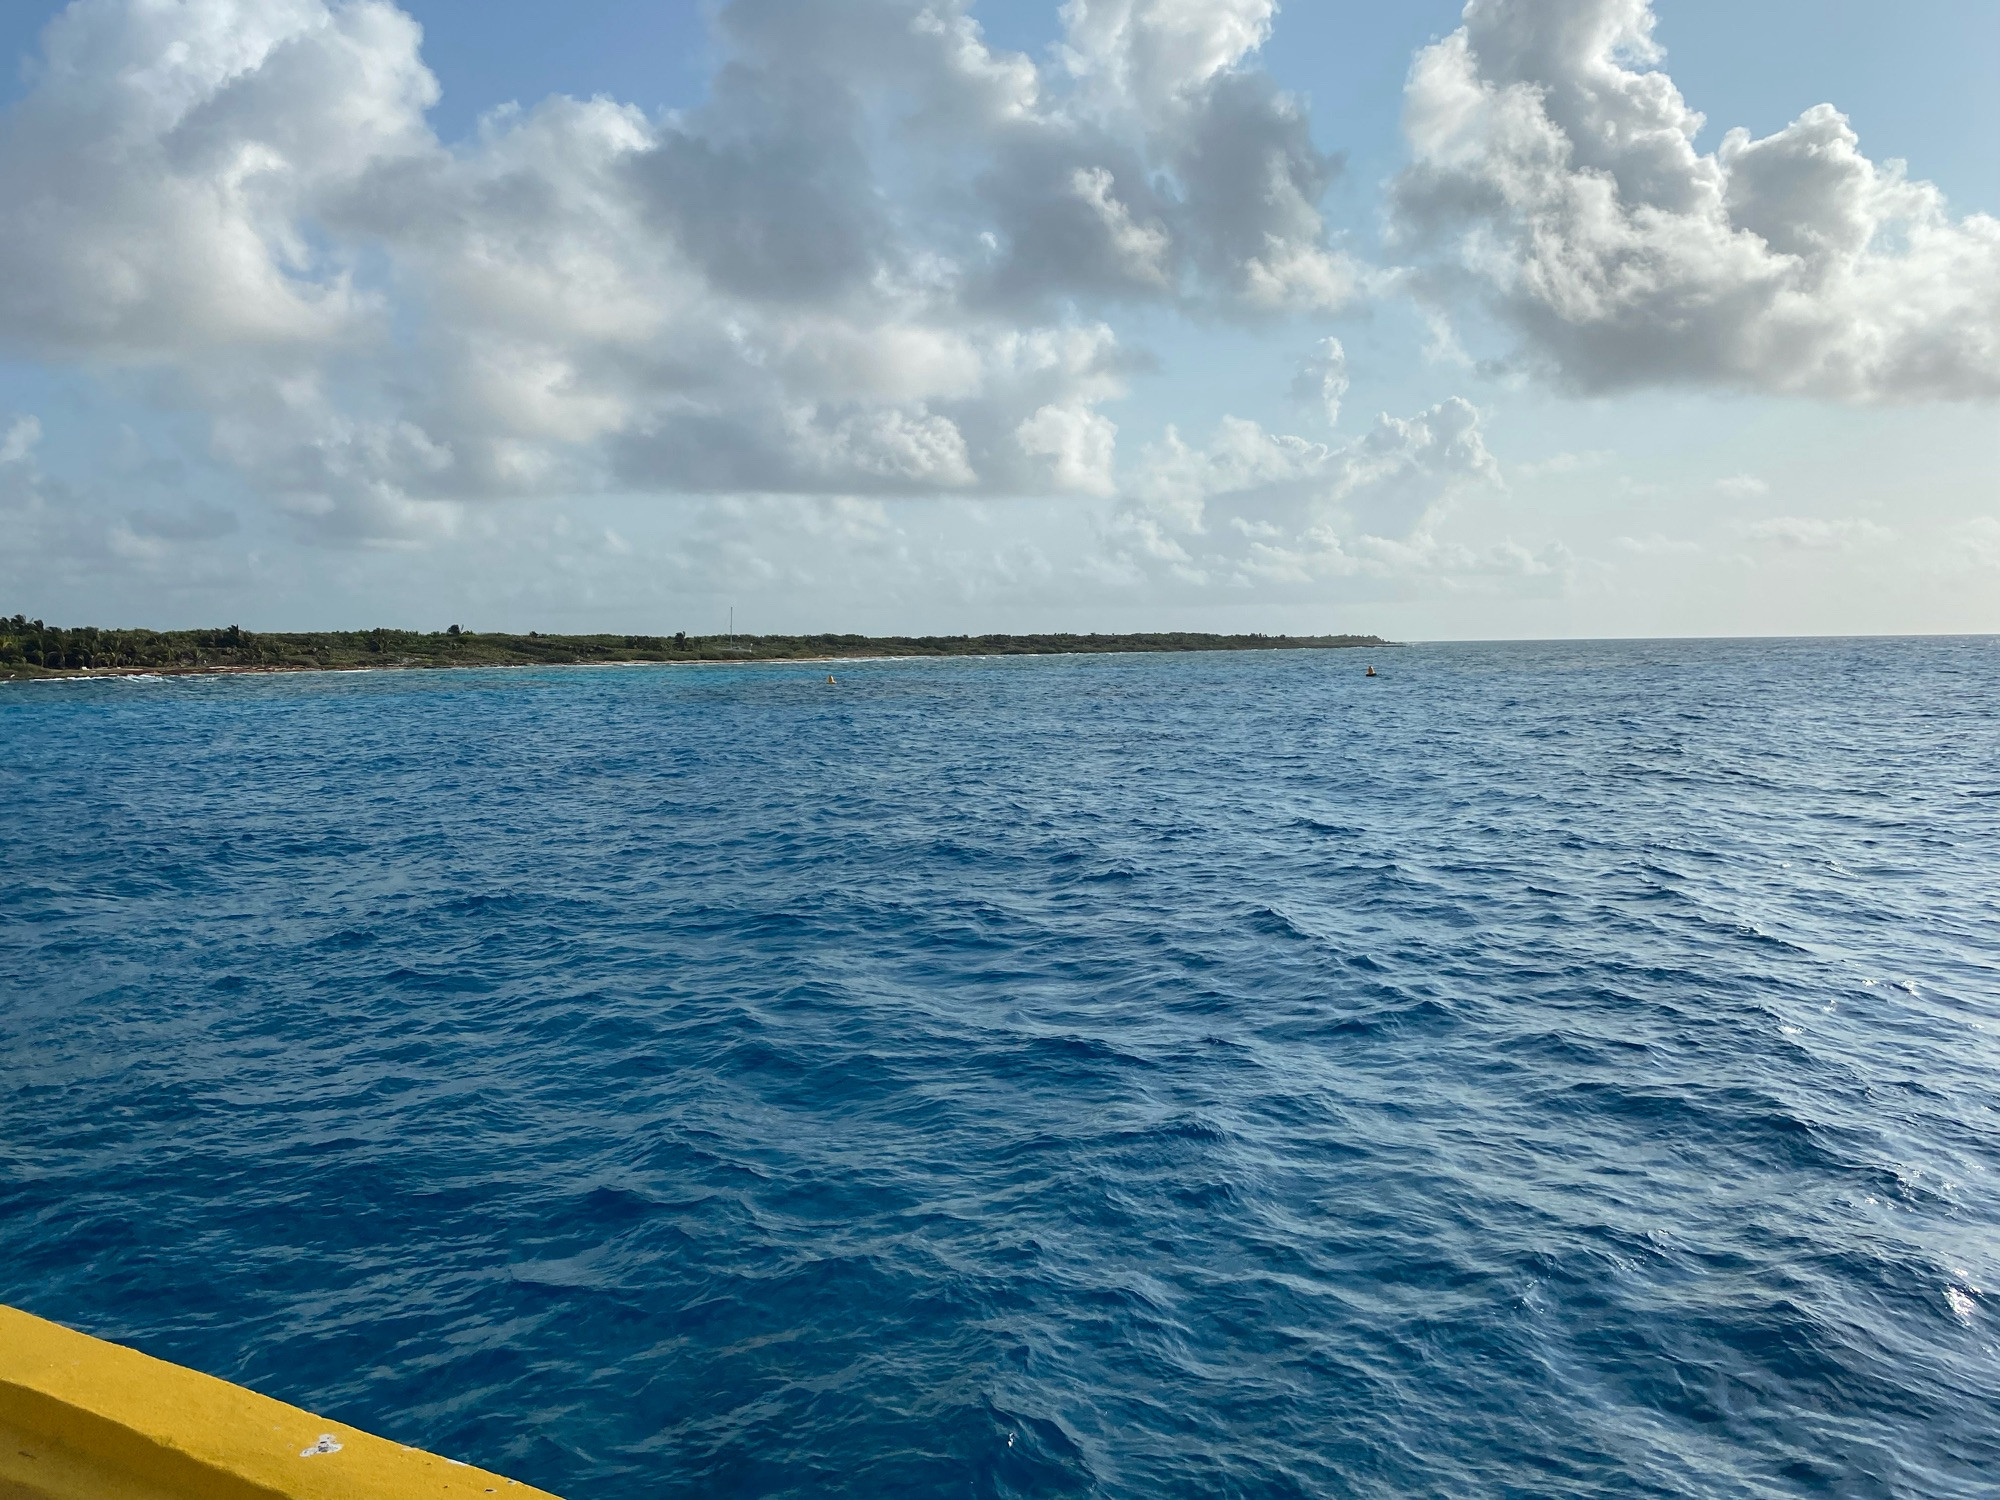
xmin=0 ymin=1305 xmax=563 ymax=1500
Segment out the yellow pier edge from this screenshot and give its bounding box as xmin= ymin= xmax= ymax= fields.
xmin=0 ymin=1304 xmax=563 ymax=1500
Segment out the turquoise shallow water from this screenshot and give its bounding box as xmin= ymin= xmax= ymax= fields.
xmin=2 ymin=639 xmax=1997 ymax=1498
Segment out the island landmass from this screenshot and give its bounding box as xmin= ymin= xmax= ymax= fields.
xmin=1 ymin=617 xmax=1389 ymax=680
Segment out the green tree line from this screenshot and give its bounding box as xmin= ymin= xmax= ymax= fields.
xmin=2 ymin=617 xmax=1387 ymax=678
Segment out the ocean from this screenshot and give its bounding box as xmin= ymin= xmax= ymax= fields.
xmin=2 ymin=638 xmax=1996 ymax=1498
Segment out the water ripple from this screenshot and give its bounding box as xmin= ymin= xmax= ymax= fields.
xmin=3 ymin=637 xmax=1998 ymax=1497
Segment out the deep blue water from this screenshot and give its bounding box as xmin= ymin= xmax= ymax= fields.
xmin=3 ymin=639 xmax=1998 ymax=1499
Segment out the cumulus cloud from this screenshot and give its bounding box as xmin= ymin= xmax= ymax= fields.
xmin=1101 ymin=395 xmax=1508 ymax=588
xmin=1392 ymin=0 xmax=2000 ymax=400
xmin=1024 ymin=0 xmax=1353 ymax=309
xmin=1290 ymin=337 xmax=1349 ymax=427
xmin=0 ymin=0 xmax=1358 ymax=543
xmin=0 ymin=0 xmax=432 ymax=359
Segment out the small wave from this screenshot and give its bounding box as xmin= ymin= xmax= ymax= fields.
xmin=5 ymin=638 xmax=1997 ymax=1500
xmin=1242 ymin=904 xmax=1317 ymax=942
xmin=1290 ymin=815 xmax=1362 ymax=838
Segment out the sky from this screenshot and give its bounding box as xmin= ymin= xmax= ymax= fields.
xmin=0 ymin=0 xmax=1994 ymax=640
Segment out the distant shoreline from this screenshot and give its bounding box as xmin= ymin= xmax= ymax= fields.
xmin=1 ymin=625 xmax=1391 ymax=681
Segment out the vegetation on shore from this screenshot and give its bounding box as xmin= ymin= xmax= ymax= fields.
xmin=0 ymin=618 xmax=1388 ymax=679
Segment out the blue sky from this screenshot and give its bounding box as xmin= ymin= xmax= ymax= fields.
xmin=0 ymin=0 xmax=1995 ymax=638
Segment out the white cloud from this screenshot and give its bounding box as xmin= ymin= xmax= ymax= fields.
xmin=1290 ymin=337 xmax=1349 ymax=427
xmin=1067 ymin=165 xmax=1174 ymax=287
xmin=1953 ymin=517 xmax=2000 ymax=570
xmin=0 ymin=0 xmax=432 ymax=360
xmin=1393 ymin=0 xmax=2000 ymax=401
xmin=1059 ymin=0 xmax=1276 ymax=113
xmin=0 ymin=413 xmax=56 ymax=527
xmin=1516 ymin=449 xmax=1611 ymax=479
xmin=1614 ymin=532 xmax=1699 ymax=556
xmin=0 ymin=415 xmax=41 ymax=468
xmin=1102 ymin=396 xmax=1507 ymax=588
xmin=1736 ymin=516 xmax=1896 ymax=551
xmin=0 ymin=406 xmax=256 ymax=598
xmin=981 ymin=0 xmax=1354 ymax=311
xmin=0 ymin=0 xmax=1357 ymax=545
xmin=1418 ymin=306 xmax=1473 ymax=369
xmin=1716 ymin=473 xmax=1770 ymax=499
xmin=1017 ymin=402 xmax=1120 ymax=496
